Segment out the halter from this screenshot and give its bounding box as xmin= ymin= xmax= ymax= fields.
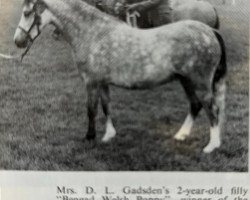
xmin=17 ymin=2 xmax=45 ymax=61
xmin=18 ymin=3 xmax=42 ymax=43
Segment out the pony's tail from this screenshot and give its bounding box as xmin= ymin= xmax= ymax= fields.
xmin=212 ymin=30 xmax=227 ymax=90
xmin=213 ymin=7 xmax=220 ymax=29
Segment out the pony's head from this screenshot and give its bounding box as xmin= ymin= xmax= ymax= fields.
xmin=14 ymin=0 xmax=53 ymax=48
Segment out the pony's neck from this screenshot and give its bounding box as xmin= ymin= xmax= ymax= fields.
xmin=42 ymin=0 xmax=120 ymax=47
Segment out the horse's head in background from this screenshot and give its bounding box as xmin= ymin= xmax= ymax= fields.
xmin=14 ymin=0 xmax=52 ymax=48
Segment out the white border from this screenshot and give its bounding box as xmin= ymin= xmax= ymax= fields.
xmin=0 ymin=0 xmax=249 ymax=198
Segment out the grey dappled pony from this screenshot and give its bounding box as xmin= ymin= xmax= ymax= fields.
xmin=14 ymin=0 xmax=227 ymax=153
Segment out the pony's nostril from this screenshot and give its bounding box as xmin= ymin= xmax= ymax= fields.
xmin=14 ymin=39 xmax=27 ymax=48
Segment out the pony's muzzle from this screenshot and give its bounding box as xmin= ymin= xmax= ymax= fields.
xmin=14 ymin=38 xmax=28 ymax=48
xmin=14 ymin=29 xmax=29 ymax=48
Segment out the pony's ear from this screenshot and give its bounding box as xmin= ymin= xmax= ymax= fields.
xmin=36 ymin=0 xmax=48 ymax=13
xmin=36 ymin=0 xmax=47 ymax=7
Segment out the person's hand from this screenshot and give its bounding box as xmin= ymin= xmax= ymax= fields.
xmin=114 ymin=2 xmax=126 ymax=16
xmin=126 ymin=3 xmax=142 ymax=13
xmin=95 ymin=0 xmax=103 ymax=10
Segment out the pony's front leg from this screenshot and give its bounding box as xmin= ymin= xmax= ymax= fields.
xmin=100 ymin=85 xmax=116 ymax=142
xmin=86 ymin=83 xmax=99 ymax=140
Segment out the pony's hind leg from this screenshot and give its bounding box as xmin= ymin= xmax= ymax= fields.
xmin=201 ymin=30 xmax=227 ymax=153
xmin=100 ymin=85 xmax=116 ymax=142
xmin=202 ymin=78 xmax=226 ymax=153
xmin=86 ymin=83 xmax=99 ymax=140
xmin=174 ymin=77 xmax=202 ymax=141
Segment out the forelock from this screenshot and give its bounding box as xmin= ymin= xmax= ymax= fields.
xmin=23 ymin=0 xmax=46 ymax=12
xmin=24 ymin=0 xmax=39 ymax=5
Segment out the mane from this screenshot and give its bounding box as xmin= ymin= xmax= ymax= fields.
xmin=38 ymin=0 xmax=127 ymax=46
xmin=24 ymin=0 xmax=35 ymax=5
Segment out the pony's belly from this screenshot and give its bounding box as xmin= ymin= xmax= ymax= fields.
xmin=109 ymin=64 xmax=175 ymax=89
xmin=110 ymin=76 xmax=174 ymax=89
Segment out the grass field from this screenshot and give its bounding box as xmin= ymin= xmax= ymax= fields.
xmin=0 ymin=0 xmax=248 ymax=171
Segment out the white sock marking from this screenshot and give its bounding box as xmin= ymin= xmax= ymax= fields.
xmin=174 ymin=114 xmax=194 ymax=141
xmin=203 ymin=125 xmax=221 ymax=153
xmin=102 ymin=117 xmax=116 ymax=142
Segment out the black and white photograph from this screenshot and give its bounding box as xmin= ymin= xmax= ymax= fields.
xmin=0 ymin=0 xmax=248 ymax=171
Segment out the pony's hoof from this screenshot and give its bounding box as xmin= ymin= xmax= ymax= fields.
xmin=101 ymin=131 xmax=116 ymax=143
xmin=101 ymin=136 xmax=113 ymax=143
xmin=102 ymin=123 xmax=116 ymax=143
xmin=174 ymin=133 xmax=187 ymax=141
xmin=203 ymin=143 xmax=220 ymax=153
xmin=101 ymin=137 xmax=111 ymax=143
xmin=85 ymin=134 xmax=96 ymax=141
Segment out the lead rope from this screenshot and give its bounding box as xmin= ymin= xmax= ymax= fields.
xmin=126 ymin=10 xmax=140 ymax=27
xmin=0 ymin=53 xmax=19 ymax=60
xmin=0 ymin=42 xmax=32 ymax=62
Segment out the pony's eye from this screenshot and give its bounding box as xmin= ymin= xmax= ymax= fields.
xmin=24 ymin=11 xmax=32 ymax=17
